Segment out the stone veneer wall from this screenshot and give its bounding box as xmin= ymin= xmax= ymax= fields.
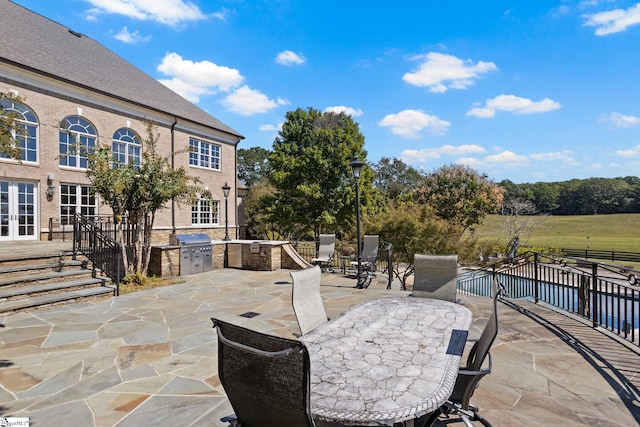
xmin=147 ymin=241 xmax=305 ymax=277
xmin=148 ymin=246 xmax=180 ymax=277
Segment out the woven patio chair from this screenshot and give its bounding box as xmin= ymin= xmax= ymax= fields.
xmin=310 ymin=234 xmax=336 ymax=272
xmin=412 ymin=254 xmax=459 ymax=302
xmin=291 ymin=265 xmax=329 ymax=335
xmin=212 ymin=318 xmax=316 ymax=427
xmin=351 ymin=235 xmax=379 ymax=288
xmin=419 ymin=279 xmax=503 ymax=427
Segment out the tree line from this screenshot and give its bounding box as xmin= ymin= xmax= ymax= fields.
xmin=499 ymin=177 xmax=640 ymax=215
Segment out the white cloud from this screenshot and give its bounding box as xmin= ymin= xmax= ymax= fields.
xmin=583 ymin=3 xmax=640 ymax=35
xmin=529 ymin=150 xmax=574 ymax=161
xmin=378 ymin=109 xmax=450 ymax=138
xmin=601 ymin=112 xmax=640 ymax=127
xmin=485 ymin=150 xmax=529 ymax=165
xmin=222 ymin=86 xmax=289 ymax=116
xmin=259 ymin=123 xmax=282 ymax=132
xmin=85 ymin=0 xmax=210 ymax=26
xmin=113 ymin=26 xmax=151 ymax=43
xmin=400 ymin=144 xmax=486 ymax=163
xmin=324 ymin=106 xmax=364 ymax=117
xmin=157 ymin=52 xmax=244 ymax=102
xmin=275 ymin=50 xmax=306 ymax=66
xmin=467 ymin=94 xmax=561 ymax=118
xmin=402 ymin=52 xmax=497 ymax=93
xmin=616 ymin=144 xmax=640 ymax=157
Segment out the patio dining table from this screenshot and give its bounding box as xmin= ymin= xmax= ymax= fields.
xmin=299 ymin=297 xmax=472 ymax=426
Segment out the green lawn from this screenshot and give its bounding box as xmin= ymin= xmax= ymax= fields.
xmin=471 ymin=213 xmax=640 ymax=253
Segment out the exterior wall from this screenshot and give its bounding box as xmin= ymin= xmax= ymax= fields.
xmin=0 ymin=74 xmax=238 ymax=244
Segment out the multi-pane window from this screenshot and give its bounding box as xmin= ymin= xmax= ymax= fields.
xmin=0 ymin=99 xmax=38 ymax=163
xmin=60 ymin=184 xmax=97 ymax=225
xmin=59 ymin=116 xmax=96 ymax=169
xmin=192 ymin=198 xmax=219 ymax=225
xmin=189 ymin=138 xmax=220 ymax=170
xmin=112 ymin=128 xmax=141 ymax=167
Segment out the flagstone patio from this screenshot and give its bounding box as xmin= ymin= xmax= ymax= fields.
xmin=0 ymin=259 xmax=639 ymax=426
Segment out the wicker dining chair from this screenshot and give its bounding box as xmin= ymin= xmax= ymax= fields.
xmin=419 ymin=279 xmax=503 ymax=427
xmin=310 ymin=234 xmax=336 ymax=273
xmin=291 ymin=265 xmax=329 ymax=335
xmin=212 ymin=317 xmax=316 ymax=427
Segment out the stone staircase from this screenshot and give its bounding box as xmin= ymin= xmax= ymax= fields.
xmin=0 ymin=248 xmax=116 ymax=315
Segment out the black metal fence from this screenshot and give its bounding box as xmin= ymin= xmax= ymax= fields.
xmin=293 ymin=239 xmax=394 ymax=288
xmin=73 ymin=213 xmax=127 ymax=294
xmin=561 ymin=248 xmax=640 ymax=264
xmin=458 ymin=252 xmax=640 ymax=348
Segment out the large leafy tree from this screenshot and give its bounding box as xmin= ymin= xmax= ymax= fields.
xmin=87 ymin=121 xmax=202 ymax=276
xmin=238 ymin=146 xmax=270 ymax=188
xmin=0 ymin=91 xmax=27 ymax=160
xmin=417 ymin=164 xmax=503 ymax=231
xmin=264 ymin=107 xmax=373 ymax=241
xmin=371 ymin=156 xmax=423 ymax=200
xmin=366 ymin=200 xmax=463 ymax=288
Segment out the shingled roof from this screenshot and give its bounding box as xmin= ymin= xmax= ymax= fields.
xmin=0 ymin=1 xmax=243 ymax=139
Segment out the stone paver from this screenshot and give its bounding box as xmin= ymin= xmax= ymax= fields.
xmin=0 ymin=245 xmax=638 ymax=426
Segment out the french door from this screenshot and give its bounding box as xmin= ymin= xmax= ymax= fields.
xmin=0 ymin=180 xmax=37 ymax=241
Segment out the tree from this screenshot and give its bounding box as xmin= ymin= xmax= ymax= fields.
xmin=238 ymin=146 xmax=271 ymax=188
xmin=87 ymin=121 xmax=202 ymax=276
xmin=264 ymin=108 xmax=373 ymax=241
xmin=366 ymin=200 xmax=463 ymax=289
xmin=417 ymin=164 xmax=503 ymax=231
xmin=0 ymin=91 xmax=27 ymax=160
xmin=371 ymin=156 xmax=423 ymax=200
xmin=500 ymin=199 xmax=547 ymax=252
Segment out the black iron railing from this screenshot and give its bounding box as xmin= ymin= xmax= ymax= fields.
xmin=458 ymin=252 xmax=640 ymax=348
xmin=294 ymin=239 xmax=394 ymax=288
xmin=73 ymin=213 xmax=128 ymax=294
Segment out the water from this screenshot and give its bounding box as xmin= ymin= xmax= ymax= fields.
xmin=458 ymin=270 xmax=640 ymax=333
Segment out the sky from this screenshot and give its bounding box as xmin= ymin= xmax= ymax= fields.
xmin=12 ymin=0 xmax=640 ymax=183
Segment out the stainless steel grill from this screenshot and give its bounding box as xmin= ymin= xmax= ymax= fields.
xmin=172 ymin=234 xmax=213 ymax=275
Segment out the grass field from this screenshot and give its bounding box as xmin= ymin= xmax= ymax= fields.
xmin=471 ymin=213 xmax=640 ymax=253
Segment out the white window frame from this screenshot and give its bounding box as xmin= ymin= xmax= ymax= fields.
xmin=192 ymin=198 xmax=219 ymax=225
xmin=0 ymin=99 xmax=38 ymax=164
xmin=112 ymin=128 xmax=141 ymax=168
xmin=59 ymin=116 xmax=96 ymax=170
xmin=59 ymin=184 xmax=97 ymax=225
xmin=189 ymin=137 xmax=221 ymax=170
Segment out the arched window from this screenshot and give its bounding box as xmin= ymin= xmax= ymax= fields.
xmin=59 ymin=116 xmax=96 ymax=169
xmin=0 ymin=98 xmax=38 ymax=163
xmin=112 ymin=128 xmax=141 ymax=167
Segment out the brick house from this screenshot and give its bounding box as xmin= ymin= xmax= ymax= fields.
xmin=0 ymin=1 xmax=244 ymax=244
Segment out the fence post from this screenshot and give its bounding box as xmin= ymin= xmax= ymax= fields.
xmin=386 ymin=244 xmax=393 ymax=290
xmin=534 ymin=252 xmax=539 ymax=303
xmin=591 ymin=262 xmax=598 ymax=328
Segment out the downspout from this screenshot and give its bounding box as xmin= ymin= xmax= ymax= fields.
xmin=234 ymin=139 xmax=238 ymax=239
xmin=170 ymin=117 xmax=177 ymax=236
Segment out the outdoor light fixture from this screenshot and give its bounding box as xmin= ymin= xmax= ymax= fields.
xmin=350 ymin=158 xmax=365 ymax=288
xmin=222 ymin=181 xmax=231 ymax=241
xmin=46 ymin=173 xmax=55 ymax=201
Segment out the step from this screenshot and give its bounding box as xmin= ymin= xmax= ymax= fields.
xmin=0 ymin=277 xmax=108 ymax=301
xmin=0 ymin=268 xmax=95 ymax=288
xmin=0 ymin=286 xmax=116 ymax=314
xmin=0 ymin=259 xmax=89 ymax=276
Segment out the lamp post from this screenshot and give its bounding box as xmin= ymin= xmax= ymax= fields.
xmin=350 ymin=158 xmax=365 ymax=288
xmin=222 ymin=182 xmax=231 ymax=241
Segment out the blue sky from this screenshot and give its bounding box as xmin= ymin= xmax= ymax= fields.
xmin=13 ymin=0 xmax=640 ymax=183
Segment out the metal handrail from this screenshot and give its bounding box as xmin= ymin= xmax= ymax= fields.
xmin=73 ymin=213 xmax=125 ymax=295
